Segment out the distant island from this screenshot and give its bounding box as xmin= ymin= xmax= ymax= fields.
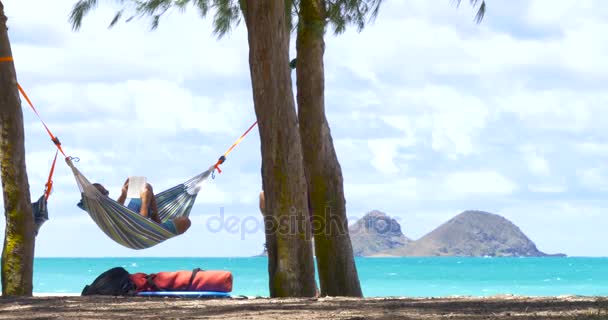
xmin=349 ymin=210 xmax=411 ymax=256
xmin=256 ymin=209 xmax=566 ymax=257
xmin=350 ymin=210 xmax=566 ymax=257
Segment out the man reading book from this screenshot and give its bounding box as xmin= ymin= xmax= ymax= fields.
xmin=90 ymin=180 xmax=191 ymax=235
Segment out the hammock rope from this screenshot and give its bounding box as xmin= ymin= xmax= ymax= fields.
xmin=44 ymin=150 xmax=59 ymax=200
xmin=4 ymin=64 xmax=258 ymax=249
xmin=2 ymin=57 xmax=62 ymax=200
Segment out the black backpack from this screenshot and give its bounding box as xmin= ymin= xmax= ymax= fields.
xmin=81 ymin=267 xmax=136 ymax=296
xmin=32 ymin=195 xmax=49 ymax=236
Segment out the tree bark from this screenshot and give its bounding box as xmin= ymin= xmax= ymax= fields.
xmin=296 ymin=0 xmax=363 ymax=297
xmin=0 ymin=0 xmax=35 ymax=297
xmin=241 ymin=0 xmax=317 ymax=297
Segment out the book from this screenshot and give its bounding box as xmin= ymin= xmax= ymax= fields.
xmin=127 ymin=176 xmax=147 ymax=199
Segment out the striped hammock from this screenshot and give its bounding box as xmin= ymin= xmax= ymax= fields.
xmin=66 ymin=158 xmax=211 ymax=249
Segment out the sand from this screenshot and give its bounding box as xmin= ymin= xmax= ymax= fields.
xmin=1 ymin=295 xmax=608 ymax=319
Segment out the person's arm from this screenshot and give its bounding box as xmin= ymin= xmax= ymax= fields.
xmin=117 ymin=178 xmax=129 ymax=205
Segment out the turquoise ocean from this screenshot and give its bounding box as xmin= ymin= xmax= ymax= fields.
xmin=34 ymin=257 xmax=608 ymax=297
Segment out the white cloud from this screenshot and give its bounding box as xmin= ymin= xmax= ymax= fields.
xmin=9 ymin=1 xmax=250 ymax=82
xmin=496 ymin=90 xmax=600 ymax=133
xmin=367 ymin=138 xmax=414 ymax=174
xmin=528 ymin=184 xmax=566 ymax=193
xmin=443 ymin=171 xmax=518 ymax=195
xmin=127 ymin=79 xmax=248 ymax=135
xmin=345 ymin=178 xmax=418 ymax=202
xmin=374 ymin=86 xmax=489 ymax=158
xmin=527 ymin=155 xmax=550 ymax=176
xmin=367 ymin=139 xmax=400 ymax=174
xmin=577 ymin=167 xmax=608 ymax=191
xmin=26 ymin=79 xmax=250 ymax=136
xmin=524 ymin=0 xmax=575 ymax=27
xmin=521 ymin=145 xmax=550 ymax=176
xmin=577 ymin=142 xmax=608 ymax=158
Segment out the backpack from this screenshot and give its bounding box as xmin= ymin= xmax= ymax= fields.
xmin=81 ymin=267 xmax=136 ymax=296
xmin=32 ymin=195 xmax=49 ymax=236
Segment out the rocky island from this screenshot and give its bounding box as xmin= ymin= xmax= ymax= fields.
xmin=350 ymin=210 xmax=565 ymax=257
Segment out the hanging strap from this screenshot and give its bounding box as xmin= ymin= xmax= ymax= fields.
xmin=16 ymin=83 xmax=67 ymax=157
xmin=213 ymin=121 xmax=258 ymax=175
xmin=1 ymin=57 xmax=67 ymax=157
xmin=2 ymin=56 xmax=66 ymax=199
xmin=44 ymin=150 xmax=59 ymax=200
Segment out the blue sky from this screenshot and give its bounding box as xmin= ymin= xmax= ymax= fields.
xmin=1 ymin=0 xmax=607 ymax=257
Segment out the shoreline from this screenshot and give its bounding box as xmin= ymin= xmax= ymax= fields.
xmin=1 ymin=295 xmax=607 ymax=320
xmin=27 ymin=292 xmax=602 ymax=299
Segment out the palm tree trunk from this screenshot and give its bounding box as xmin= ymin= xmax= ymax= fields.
xmin=241 ymin=0 xmax=317 ymax=297
xmin=0 ymin=0 xmax=35 ymax=297
xmin=296 ymin=0 xmax=362 ymax=297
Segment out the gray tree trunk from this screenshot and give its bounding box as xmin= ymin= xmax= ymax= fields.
xmin=296 ymin=0 xmax=363 ymax=297
xmin=0 ymin=0 xmax=35 ymax=297
xmin=241 ymin=0 xmax=317 ymax=297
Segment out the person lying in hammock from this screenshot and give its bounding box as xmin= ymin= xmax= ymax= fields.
xmin=87 ymin=180 xmax=191 ymax=235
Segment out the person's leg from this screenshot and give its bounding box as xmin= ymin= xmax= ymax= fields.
xmin=144 ymin=183 xmax=162 ymax=224
xmin=172 ymin=217 xmax=191 ymax=235
xmin=140 ymin=183 xmax=162 ymax=223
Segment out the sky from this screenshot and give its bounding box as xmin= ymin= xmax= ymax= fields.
xmin=1 ymin=0 xmax=607 ymax=257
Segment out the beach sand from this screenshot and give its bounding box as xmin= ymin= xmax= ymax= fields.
xmin=1 ymin=295 xmax=608 ymax=319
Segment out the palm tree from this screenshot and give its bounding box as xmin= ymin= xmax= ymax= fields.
xmin=0 ymin=0 xmax=36 ymax=297
xmin=240 ymin=0 xmax=317 ymax=296
xmin=293 ymin=0 xmax=485 ymax=297
xmin=69 ymin=0 xmax=317 ymax=297
xmin=293 ymin=0 xmax=383 ymax=297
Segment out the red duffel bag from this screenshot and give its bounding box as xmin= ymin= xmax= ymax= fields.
xmin=130 ymin=268 xmax=232 ymax=293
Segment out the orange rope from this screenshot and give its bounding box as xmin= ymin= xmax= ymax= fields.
xmin=213 ymin=121 xmax=258 ymax=174
xmin=16 ymin=83 xmax=67 ymax=157
xmin=2 ymin=56 xmax=64 ymax=199
xmin=44 ymin=151 xmax=59 ymax=200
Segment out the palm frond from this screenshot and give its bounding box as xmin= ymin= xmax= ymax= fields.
xmin=69 ymin=0 xmax=99 ymax=31
xmin=68 ymin=0 xmax=240 ymax=37
xmin=455 ymin=0 xmax=486 ymax=23
xmin=194 ymin=0 xmax=211 ymax=17
xmin=368 ymin=0 xmax=383 ymax=23
xmin=175 ymin=0 xmax=190 ymax=12
xmin=325 ymin=0 xmax=383 ymax=35
xmin=474 ymin=0 xmax=485 ymax=23
xmin=212 ymin=0 xmax=241 ymax=37
xmin=109 ymin=9 xmax=124 ymax=28
xmin=151 ymin=14 xmax=161 ymax=29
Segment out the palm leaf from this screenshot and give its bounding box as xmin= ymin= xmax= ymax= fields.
xmin=455 ymin=0 xmax=486 ymax=23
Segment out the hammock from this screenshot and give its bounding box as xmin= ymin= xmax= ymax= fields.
xmin=9 ymin=79 xmax=258 ymax=249
xmin=68 ymin=158 xmax=212 ymax=249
